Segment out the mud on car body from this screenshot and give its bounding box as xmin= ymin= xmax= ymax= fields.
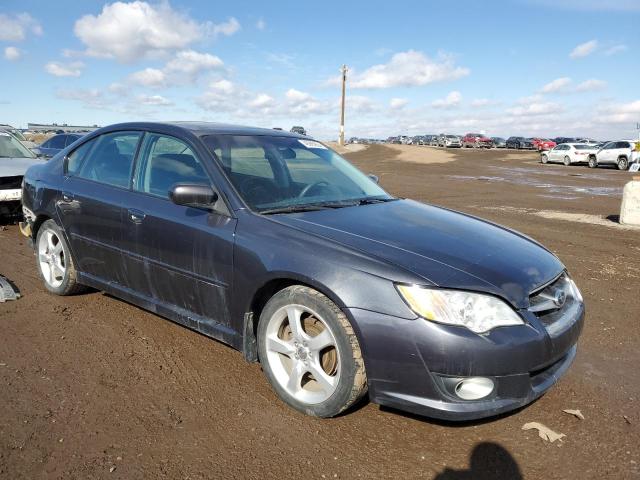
xmin=20 ymin=122 xmax=584 ymax=420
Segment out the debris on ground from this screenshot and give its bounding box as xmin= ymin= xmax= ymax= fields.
xmin=0 ymin=275 xmax=20 ymax=302
xmin=563 ymin=409 xmax=585 ymax=420
xmin=623 ymin=415 xmax=632 ymax=425
xmin=522 ymin=422 xmax=566 ymax=443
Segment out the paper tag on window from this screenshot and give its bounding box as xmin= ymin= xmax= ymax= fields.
xmin=298 ymin=139 xmax=327 ymax=150
xmin=0 ymin=132 xmax=10 ymax=137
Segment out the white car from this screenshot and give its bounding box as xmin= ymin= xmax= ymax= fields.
xmin=590 ymin=140 xmax=640 ymax=170
xmin=0 ymin=131 xmax=46 ymax=218
xmin=541 ymin=143 xmax=599 ymax=166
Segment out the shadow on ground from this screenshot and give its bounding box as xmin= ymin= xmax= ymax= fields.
xmin=433 ymin=442 xmax=523 ymax=480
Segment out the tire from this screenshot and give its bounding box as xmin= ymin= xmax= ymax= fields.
xmin=541 ymin=154 xmax=548 ymax=164
xmin=617 ymin=156 xmax=629 ymax=170
xmin=588 ymin=156 xmax=597 ymax=168
xmin=563 ymin=155 xmax=571 ymax=166
xmin=257 ymin=285 xmax=367 ymax=418
xmin=35 ymin=219 xmax=86 ymax=296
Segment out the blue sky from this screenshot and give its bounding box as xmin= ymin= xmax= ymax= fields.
xmin=1 ymin=0 xmax=638 ymax=139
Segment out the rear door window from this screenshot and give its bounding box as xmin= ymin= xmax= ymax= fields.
xmin=76 ymin=131 xmax=141 ymax=188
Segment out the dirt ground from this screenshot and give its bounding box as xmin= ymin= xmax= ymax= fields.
xmin=1 ymin=145 xmax=639 ymax=479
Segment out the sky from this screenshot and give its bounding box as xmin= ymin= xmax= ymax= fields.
xmin=0 ymin=0 xmax=639 ymax=140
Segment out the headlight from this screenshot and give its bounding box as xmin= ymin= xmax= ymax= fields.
xmin=397 ymin=285 xmax=524 ymax=333
xmin=568 ymin=278 xmax=583 ymax=303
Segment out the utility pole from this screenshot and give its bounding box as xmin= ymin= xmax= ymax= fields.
xmin=339 ymin=64 xmax=347 ymax=146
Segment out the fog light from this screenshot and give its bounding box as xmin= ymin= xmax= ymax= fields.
xmin=454 ymin=377 xmax=494 ymax=400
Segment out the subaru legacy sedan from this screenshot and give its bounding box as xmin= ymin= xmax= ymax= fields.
xmin=20 ymin=122 xmax=584 ymax=420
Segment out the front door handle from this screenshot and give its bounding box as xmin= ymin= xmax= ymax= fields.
xmin=61 ymin=192 xmax=74 ymax=203
xmin=128 ymin=208 xmax=146 ymax=224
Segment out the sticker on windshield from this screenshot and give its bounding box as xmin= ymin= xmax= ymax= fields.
xmin=298 ymin=139 xmax=327 ymax=150
xmin=0 ymin=132 xmax=10 ymax=137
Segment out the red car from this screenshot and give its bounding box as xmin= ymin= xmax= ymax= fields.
xmin=532 ymin=138 xmax=556 ymax=151
xmin=462 ymin=133 xmax=493 ymax=148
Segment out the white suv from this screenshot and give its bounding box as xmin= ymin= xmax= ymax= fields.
xmin=591 ymin=140 xmax=640 ymax=170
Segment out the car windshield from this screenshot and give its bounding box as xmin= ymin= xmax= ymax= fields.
xmin=574 ymin=144 xmax=594 ymax=150
xmin=0 ymin=131 xmax=36 ymax=158
xmin=203 ymin=135 xmax=393 ymax=213
xmin=446 ymin=135 xmax=458 ymax=139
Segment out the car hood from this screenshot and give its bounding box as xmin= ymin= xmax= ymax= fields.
xmin=0 ymin=157 xmax=46 ymax=177
xmin=270 ymin=200 xmax=564 ymax=308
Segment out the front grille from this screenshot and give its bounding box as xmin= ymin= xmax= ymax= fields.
xmin=0 ymin=175 xmax=22 ymax=190
xmin=528 ymin=273 xmax=579 ymax=334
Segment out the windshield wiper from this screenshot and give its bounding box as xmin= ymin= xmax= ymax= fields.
xmin=260 ymin=200 xmax=365 ymax=215
xmin=355 ymin=197 xmax=397 ymax=205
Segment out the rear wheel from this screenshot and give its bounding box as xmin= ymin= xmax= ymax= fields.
xmin=563 ymin=155 xmax=571 ymax=166
xmin=257 ymin=285 xmax=367 ymax=417
xmin=541 ymin=154 xmax=548 ymax=164
xmin=35 ymin=220 xmax=86 ymax=295
xmin=588 ymin=155 xmax=598 ymax=168
xmin=617 ymin=156 xmax=629 ymax=170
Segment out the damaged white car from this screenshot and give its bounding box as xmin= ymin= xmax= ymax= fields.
xmin=0 ymin=131 xmax=46 ymax=218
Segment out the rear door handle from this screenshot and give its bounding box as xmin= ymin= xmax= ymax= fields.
xmin=128 ymin=208 xmax=146 ymax=224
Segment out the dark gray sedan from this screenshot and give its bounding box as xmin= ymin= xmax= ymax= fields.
xmin=20 ymin=122 xmax=584 ymax=420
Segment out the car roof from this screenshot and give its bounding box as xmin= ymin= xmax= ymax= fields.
xmin=96 ymin=121 xmax=307 ymax=139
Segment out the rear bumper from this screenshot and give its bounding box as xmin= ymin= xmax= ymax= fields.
xmin=347 ymin=303 xmax=584 ymax=421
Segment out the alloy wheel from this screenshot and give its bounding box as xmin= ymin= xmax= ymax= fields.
xmin=264 ymin=304 xmax=340 ymax=404
xmin=38 ymin=229 xmax=66 ymax=288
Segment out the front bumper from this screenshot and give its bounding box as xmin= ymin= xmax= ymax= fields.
xmin=347 ymin=302 xmax=584 ymax=421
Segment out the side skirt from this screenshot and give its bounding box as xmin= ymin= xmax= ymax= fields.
xmin=78 ymin=272 xmax=241 ymax=350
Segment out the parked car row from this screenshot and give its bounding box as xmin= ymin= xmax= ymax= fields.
xmin=541 ymin=140 xmax=640 ymax=170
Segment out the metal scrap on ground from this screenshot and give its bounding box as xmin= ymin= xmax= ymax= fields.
xmin=0 ymin=275 xmax=20 ymax=302
xmin=522 ymin=422 xmax=566 ymax=443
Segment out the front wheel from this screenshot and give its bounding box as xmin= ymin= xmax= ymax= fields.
xmin=617 ymin=156 xmax=629 ymax=170
xmin=541 ymin=154 xmax=548 ymax=164
xmin=563 ymin=155 xmax=571 ymax=166
xmin=257 ymin=285 xmax=367 ymax=417
xmin=35 ymin=219 xmax=86 ymax=295
xmin=588 ymin=156 xmax=598 ymax=168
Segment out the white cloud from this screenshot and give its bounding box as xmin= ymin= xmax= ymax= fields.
xmin=210 ymin=17 xmax=241 ymax=37
xmin=570 ymin=39 xmax=598 ymax=59
xmin=44 ymin=61 xmax=84 ymax=77
xmin=56 ymin=88 xmax=105 ymax=108
xmin=74 ymin=1 xmax=212 ymax=62
xmin=389 ymin=98 xmax=408 ymax=109
xmin=4 ymin=47 xmax=21 ymax=61
xmin=285 ymin=89 xmax=332 ymax=115
xmin=256 ymin=18 xmax=266 ymax=30
xmin=604 ymin=44 xmax=627 ymax=56
xmin=0 ymin=13 xmax=42 ymax=42
xmin=250 ymin=93 xmax=275 ymax=109
xmin=209 ymin=79 xmax=236 ymax=94
xmin=129 ymin=50 xmax=223 ymax=87
xmin=432 ymin=91 xmax=462 ymax=109
xmin=471 ymin=98 xmax=493 ymax=108
xmin=596 ymin=100 xmax=640 ymax=124
xmin=348 ymin=95 xmax=378 ymax=114
xmin=164 ymin=50 xmax=223 ymax=75
xmin=136 ymin=94 xmax=173 ymax=106
xmin=575 ymin=79 xmax=607 ymax=92
xmin=541 ymin=77 xmax=572 ymax=93
xmin=507 ymin=100 xmax=563 ymax=116
xmin=331 ymin=50 xmax=469 ymax=89
xmin=129 ymin=67 xmax=166 ymax=87
xmin=108 ymin=82 xmax=128 ymax=95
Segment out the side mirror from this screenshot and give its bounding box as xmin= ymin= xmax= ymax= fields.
xmin=169 ymin=184 xmax=218 ymax=208
xmin=368 ymin=173 xmax=379 ymax=184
